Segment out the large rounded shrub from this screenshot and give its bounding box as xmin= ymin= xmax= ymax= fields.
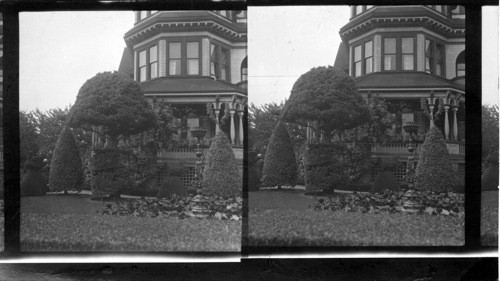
xmin=21 ymin=156 xmax=48 ymax=197
xmin=91 ymin=148 xmax=131 ymax=198
xmin=482 ymin=150 xmax=499 ymax=191
xmin=262 ymin=122 xmax=297 ymax=189
xmin=202 ymin=130 xmax=241 ymax=197
xmin=48 ymin=127 xmax=84 ymax=193
xmin=371 ymin=157 xmax=401 ymax=194
xmin=415 ymin=126 xmax=458 ymax=192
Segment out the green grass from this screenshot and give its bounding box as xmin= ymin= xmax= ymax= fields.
xmin=249 ymin=189 xmax=319 ymax=211
xmin=21 ymin=195 xmax=240 ymax=252
xmin=249 ymin=209 xmax=464 ymax=246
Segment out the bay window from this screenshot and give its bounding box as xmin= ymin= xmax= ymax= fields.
xmin=364 ymin=40 xmax=373 ymax=74
xmin=210 ymin=44 xmax=219 ymax=78
xmin=149 ymin=45 xmax=158 ymax=79
xmin=210 ymin=42 xmax=231 ymax=82
xmin=187 ymin=42 xmax=199 ymax=75
xmin=352 ymin=39 xmax=373 ymax=77
xmin=169 ymin=42 xmax=181 ymax=75
xmin=402 ymin=37 xmax=414 ymax=70
xmin=354 ymin=45 xmax=362 ymax=77
xmin=383 ymin=38 xmax=396 ymax=71
xmin=382 ymin=35 xmax=416 ymax=72
xmin=138 ymin=50 xmax=147 ymax=82
xmin=425 ymin=38 xmax=445 ymax=77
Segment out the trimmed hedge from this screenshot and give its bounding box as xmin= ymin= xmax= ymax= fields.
xmin=262 ymin=122 xmax=297 ymax=189
xmin=91 ymin=148 xmax=131 ymax=198
xmin=202 ymin=130 xmax=241 ymax=198
xmin=21 ymin=156 xmax=48 ymax=197
xmin=415 ymin=126 xmax=458 ymax=193
xmin=49 ymin=127 xmax=84 ymax=193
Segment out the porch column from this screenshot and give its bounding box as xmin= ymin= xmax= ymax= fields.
xmin=444 ymin=104 xmax=450 ymax=140
xmin=214 ymin=109 xmax=220 ymax=132
xmin=452 ymin=106 xmax=458 ymax=141
xmin=237 ymin=110 xmax=244 ymax=146
xmin=229 ymin=109 xmax=236 ymax=145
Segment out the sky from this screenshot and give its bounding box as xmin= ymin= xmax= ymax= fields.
xmin=20 ymin=12 xmax=133 ymax=112
xmin=248 ymin=6 xmax=499 ymax=107
xmin=19 ymin=8 xmax=498 ymax=112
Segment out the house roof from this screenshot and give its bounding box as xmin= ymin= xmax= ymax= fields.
xmin=333 ymin=42 xmax=349 ymax=72
xmin=141 ymin=77 xmax=247 ymax=95
xmin=355 ymin=72 xmax=465 ymax=92
xmin=118 ymin=47 xmax=133 ymax=76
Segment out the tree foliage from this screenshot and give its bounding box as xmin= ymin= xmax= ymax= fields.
xmin=482 ymin=104 xmax=499 ymax=160
xmin=282 ymin=66 xmax=371 ymax=139
xmin=48 ymin=127 xmax=84 ymax=192
xmin=20 ymin=111 xmax=40 ymax=166
xmin=415 ymin=126 xmax=458 ymax=193
xmin=67 ymin=71 xmax=156 ymax=146
xmin=202 ymin=130 xmax=242 ymax=198
xmin=262 ymin=122 xmax=297 ymax=188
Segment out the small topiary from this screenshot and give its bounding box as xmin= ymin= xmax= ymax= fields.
xmin=248 ymin=151 xmax=261 ymax=192
xmin=371 ymin=157 xmax=401 ymax=194
xmin=482 ymin=150 xmax=499 ymax=191
xmin=21 ymin=156 xmax=48 ymax=197
xmin=91 ymin=147 xmax=131 ymax=198
xmin=262 ymin=122 xmax=297 ymax=189
xmin=202 ymin=130 xmax=242 ymax=198
xmin=48 ymin=127 xmax=84 ymax=193
xmin=415 ymin=126 xmax=458 ymax=193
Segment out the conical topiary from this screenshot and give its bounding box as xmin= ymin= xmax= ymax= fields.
xmin=482 ymin=150 xmax=499 ymax=191
xmin=202 ymin=130 xmax=242 ymax=198
xmin=415 ymin=126 xmax=458 ymax=192
xmin=262 ymin=122 xmax=297 ymax=189
xmin=49 ymin=127 xmax=84 ymax=193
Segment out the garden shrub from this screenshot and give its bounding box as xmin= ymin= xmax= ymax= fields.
xmin=91 ymin=147 xmax=132 ymax=198
xmin=415 ymin=126 xmax=458 ymax=193
xmin=202 ymin=130 xmax=241 ymax=198
xmin=21 ymin=156 xmax=48 ymax=197
xmin=157 ymin=176 xmax=186 ymax=199
xmin=296 ymin=154 xmax=305 ymax=186
xmin=262 ymin=122 xmax=297 ymax=189
xmin=481 ymin=150 xmax=499 ymax=191
xmin=48 ymin=127 xmax=84 ymax=193
xmin=370 ymin=157 xmax=401 ymax=194
xmin=248 ymin=151 xmax=261 ymax=192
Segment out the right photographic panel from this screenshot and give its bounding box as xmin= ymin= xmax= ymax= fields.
xmin=248 ymin=5 xmax=466 ymax=246
xmin=481 ymin=6 xmax=498 ymax=246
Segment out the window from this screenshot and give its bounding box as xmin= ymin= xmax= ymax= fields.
xmin=149 ymin=45 xmax=158 ymax=79
xmin=210 ymin=44 xmax=218 ymax=78
xmin=402 ymin=37 xmax=414 ymax=70
xmin=187 ymin=42 xmax=199 ymax=75
xmin=241 ymin=57 xmax=248 ymax=81
xmin=169 ymin=42 xmax=181 ymax=75
xmin=425 ymin=39 xmax=445 ymax=76
xmin=210 ymin=43 xmax=231 ymax=82
xmin=456 ymin=51 xmax=465 ymax=76
xmin=384 ymin=38 xmax=396 ymax=71
xmin=220 ymin=48 xmax=229 ymax=81
xmin=353 ymin=40 xmax=373 ymax=77
xmin=138 ymin=50 xmax=147 ymax=82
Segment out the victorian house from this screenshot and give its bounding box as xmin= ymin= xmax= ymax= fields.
xmin=330 ymin=5 xmax=465 ymax=183
xmin=117 ymin=10 xmax=247 ymax=187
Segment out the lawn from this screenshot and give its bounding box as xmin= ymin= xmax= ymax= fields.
xmin=21 ymin=194 xmax=241 ymax=252
xmin=249 ymin=188 xmax=464 ymax=246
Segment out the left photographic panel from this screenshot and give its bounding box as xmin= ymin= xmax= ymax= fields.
xmin=19 ymin=11 xmax=246 ymax=252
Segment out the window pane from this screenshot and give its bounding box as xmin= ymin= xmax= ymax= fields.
xmin=366 ymin=5 xmax=373 ymax=9
xmin=355 ymin=61 xmax=362 ymax=77
xmin=188 ymin=59 xmax=199 ymax=75
xmin=403 ymin=55 xmax=414 ymax=70
xmin=139 ymin=50 xmax=146 ymax=66
xmin=436 ymin=63 xmax=442 ymax=76
xmin=435 ymin=5 xmax=442 ymax=12
xmin=402 ymin=37 xmax=414 ymax=53
xmin=149 ymin=46 xmax=157 ymax=62
xmin=210 ymin=44 xmax=218 ymax=59
xmin=364 ymin=41 xmax=372 ymax=57
xmin=169 ymin=60 xmax=181 ymax=75
xmin=384 ymin=38 xmax=396 ymax=54
xmin=150 ymin=62 xmax=158 ymax=78
xmin=435 ymin=43 xmax=444 ymax=60
xmin=242 ymin=67 xmax=248 ymax=81
xmin=140 ymin=11 xmax=148 ymax=20
xmin=384 ymin=55 xmax=396 ymax=70
xmin=140 ymin=67 xmax=146 ymax=82
xmin=211 ymin=62 xmax=218 ymax=77
xmin=425 ymin=40 xmax=433 ymax=56
xmin=457 ymin=63 xmax=465 ymax=71
xmin=365 ymin=57 xmax=372 ymax=74
xmin=354 ymin=45 xmax=361 ymax=61
xmin=457 ymin=70 xmax=465 ymax=76
xmin=221 ymin=48 xmax=229 ymax=65
xmin=355 ymin=6 xmax=363 ymax=15
xmin=169 ymin=42 xmax=181 ymax=59
xmin=221 ymin=68 xmax=227 ymax=81
xmin=425 ymin=57 xmax=433 ymax=73
xmin=187 ymin=42 xmax=199 ymax=59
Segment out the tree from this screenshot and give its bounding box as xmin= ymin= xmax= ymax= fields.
xmin=482 ymin=104 xmax=499 ymax=161
xmin=414 ymin=126 xmax=458 ymax=193
xmin=262 ymin=122 xmax=297 ymax=189
xmin=67 ymin=71 xmax=156 ymax=147
xmin=48 ymin=127 xmax=84 ymax=193
xmin=282 ymin=66 xmax=371 ymax=140
xmin=202 ymin=130 xmax=242 ymax=197
xmin=19 ymin=111 xmax=40 ymax=166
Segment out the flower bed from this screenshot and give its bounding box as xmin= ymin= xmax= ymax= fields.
xmin=311 ymin=190 xmax=464 ymax=216
xmin=249 ymin=209 xmax=464 ymax=246
xmin=21 ymin=213 xmax=241 ymax=252
xmin=99 ymin=195 xmax=242 ymax=221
